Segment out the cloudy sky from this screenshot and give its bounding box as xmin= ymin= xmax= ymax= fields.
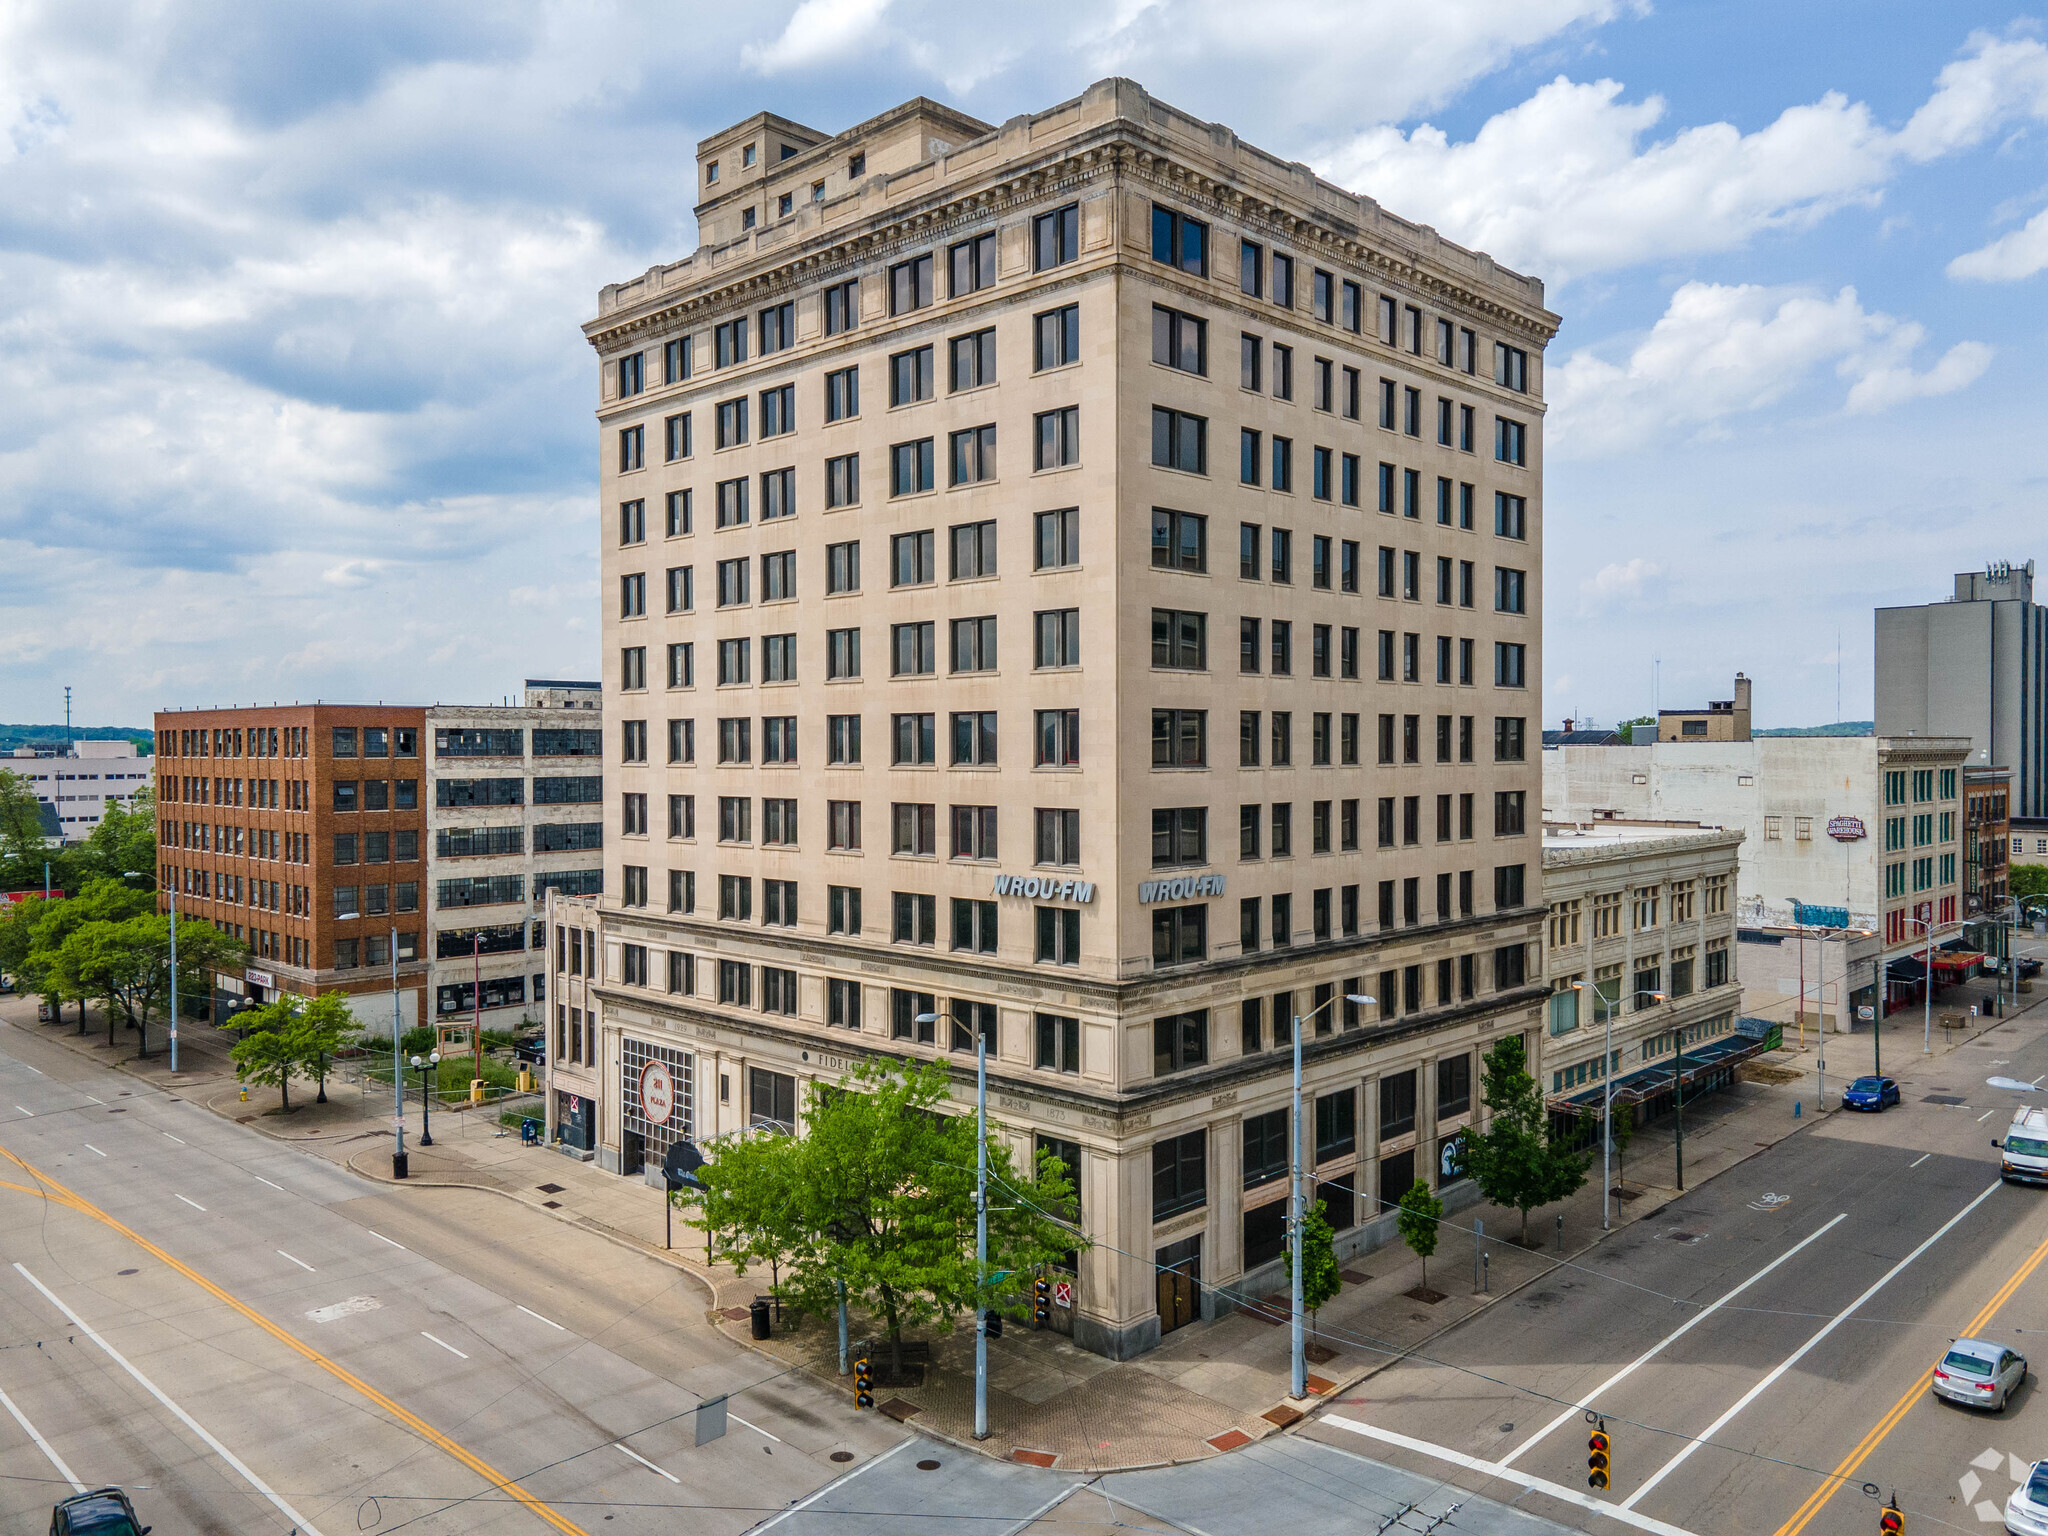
xmin=2 ymin=0 xmax=2044 ymax=731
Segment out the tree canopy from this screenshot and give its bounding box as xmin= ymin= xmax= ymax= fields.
xmin=1461 ymin=1034 xmax=1590 ymax=1244
xmin=1283 ymin=1196 xmax=1341 ymax=1325
xmin=681 ymin=1057 xmax=1083 ymax=1374
xmin=0 ymin=777 xmax=159 ymax=896
xmin=1396 ymin=1179 xmax=1445 ymax=1290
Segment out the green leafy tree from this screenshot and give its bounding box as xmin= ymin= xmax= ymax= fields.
xmin=1461 ymin=1035 xmax=1591 ymax=1245
xmin=683 ymin=1057 xmax=1083 ymax=1378
xmin=1283 ymin=1196 xmax=1341 ymax=1329
xmin=296 ymin=992 xmax=362 ymax=1103
xmin=1396 ymin=1179 xmax=1445 ymax=1290
xmin=2012 ymin=864 xmax=2048 ymax=903
xmin=1609 ymin=1103 xmax=1637 ymax=1191
xmin=225 ymin=996 xmax=311 ymax=1111
xmin=1615 ymin=715 xmax=1656 ymax=745
xmin=76 ymin=790 xmax=158 ymax=889
xmin=0 ymin=768 xmax=51 ymax=889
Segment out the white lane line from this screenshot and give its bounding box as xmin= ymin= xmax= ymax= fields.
xmin=997 ymin=1484 xmax=1084 ymax=1536
xmin=1910 ymin=1153 xmax=1933 ymax=1167
xmin=1326 ymin=1417 xmax=1701 ymax=1536
xmin=616 ymin=1443 xmax=681 ymax=1483
xmin=161 ymin=1132 xmax=185 ymax=1145
xmin=367 ymin=1229 xmax=406 ymax=1249
xmin=14 ymin=1263 xmax=324 ymax=1534
xmin=1500 ymin=1212 xmax=1848 ymax=1467
xmin=83 ymin=1144 xmax=105 ymax=1158
xmin=175 ymin=1193 xmax=205 ymax=1211
xmin=731 ymin=1412 xmax=785 ymax=1443
xmin=82 ymin=1095 xmax=103 ymax=1105
xmin=516 ymin=1304 xmax=566 ymax=1331
xmin=1621 ymin=1177 xmax=2005 ymax=1510
xmin=13 ymin=1105 xmax=33 ymax=1116
xmin=752 ymin=1438 xmax=915 ymax=1531
xmin=1980 ymin=1110 xmax=1999 ymax=1123
xmin=252 ymin=1175 xmax=284 ymax=1190
xmin=277 ymin=1250 xmax=315 ymax=1272
xmin=420 ymin=1331 xmax=468 ymax=1359
xmin=20 ymin=1064 xmax=42 ymax=1075
xmin=0 ymin=1382 xmax=85 ymax=1493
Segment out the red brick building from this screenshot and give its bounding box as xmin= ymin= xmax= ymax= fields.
xmin=155 ymin=705 xmax=429 ymax=1031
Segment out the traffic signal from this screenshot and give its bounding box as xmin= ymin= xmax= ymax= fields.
xmin=984 ymin=1308 xmax=1002 ymax=1340
xmin=853 ymin=1356 xmax=873 ymax=1409
xmin=1879 ymin=1504 xmax=1903 ymax=1534
xmin=1034 ymin=1276 xmax=1051 ymax=1328
xmin=1587 ymin=1425 xmax=1611 ymax=1490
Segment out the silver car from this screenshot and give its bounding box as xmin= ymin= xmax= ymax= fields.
xmin=2007 ymin=1460 xmax=2048 ymax=1536
xmin=1933 ymin=1336 xmax=2027 ymax=1411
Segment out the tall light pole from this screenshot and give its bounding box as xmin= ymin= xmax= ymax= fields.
xmin=916 ymin=1009 xmax=991 ymax=1440
xmin=410 ymin=1050 xmax=440 ymax=1147
xmin=1568 ymin=979 xmax=1612 ymax=1229
xmin=1290 ymin=991 xmax=1374 ymax=1401
xmin=391 ymin=926 xmax=407 ymax=1179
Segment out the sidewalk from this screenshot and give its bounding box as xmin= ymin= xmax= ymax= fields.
xmin=11 ymin=985 xmax=2041 ymax=1472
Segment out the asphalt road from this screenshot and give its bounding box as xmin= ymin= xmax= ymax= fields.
xmin=1298 ymin=999 xmax=2048 ymax=1535
xmin=0 ymin=1016 xmax=906 ymax=1536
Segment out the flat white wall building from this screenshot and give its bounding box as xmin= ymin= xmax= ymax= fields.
xmin=8 ymin=739 xmax=155 ymax=843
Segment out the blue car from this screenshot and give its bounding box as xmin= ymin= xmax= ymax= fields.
xmin=1842 ymin=1075 xmax=1901 ymax=1111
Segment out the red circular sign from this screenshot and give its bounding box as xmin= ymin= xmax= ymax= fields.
xmin=639 ymin=1059 xmax=675 ymax=1126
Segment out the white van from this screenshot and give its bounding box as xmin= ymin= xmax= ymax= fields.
xmin=1995 ymin=1107 xmax=2048 ymax=1185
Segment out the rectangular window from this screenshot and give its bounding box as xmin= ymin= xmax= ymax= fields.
xmin=1034 ymin=608 xmax=1081 ymax=669
xmin=1151 ymin=709 xmax=1206 ymax=768
xmin=714 ymin=319 xmax=746 ymax=368
xmin=1153 ymin=1010 xmax=1209 ymax=1074
xmin=715 ymin=477 xmax=748 ymax=528
xmin=1036 ymin=904 xmax=1081 ymax=965
xmin=1034 ymin=304 xmax=1080 ymax=370
xmin=949 ymin=615 xmax=998 ymax=673
xmin=890 ymin=438 xmax=936 ymax=496
xmin=1034 ymin=203 xmax=1079 ymax=269
xmin=951 ymin=897 xmax=998 ymax=954
xmin=892 ymin=892 xmax=938 ymax=945
xmin=949 ymin=423 xmax=997 ymax=485
xmin=1496 ymin=416 xmax=1528 ymax=465
xmin=1034 ymin=406 xmax=1080 ymax=469
xmin=1152 ymin=306 xmax=1207 ymax=375
xmin=1272 ymin=253 xmax=1294 ymax=308
xmin=714 ymin=397 xmax=747 ymax=449
xmin=759 ymin=385 xmax=795 ymax=439
xmin=823 ymin=280 xmax=858 ymax=336
xmin=1036 ymin=708 xmax=1081 ymax=767
xmin=757 ymin=301 xmax=793 ymax=355
xmin=617 ymin=352 xmax=643 ymax=396
xmin=663 ymin=410 xmax=691 ymax=461
xmin=891 ymin=987 xmax=937 ymax=1042
xmin=663 ymin=335 xmax=691 ymax=384
xmin=949 ymin=327 xmax=997 ymax=392
xmin=892 ymin=712 xmax=936 ymax=766
xmin=1035 ymin=807 xmax=1080 ymax=866
xmin=1151 ymin=609 xmax=1206 ymax=670
xmin=1152 ymin=906 xmax=1207 ymax=967
xmin=1152 ymin=1130 xmax=1206 ymax=1219
xmin=1151 ymin=205 xmax=1208 ymax=275
xmin=949 ymin=230 xmax=997 ymax=295
xmin=890 ymin=345 xmax=935 ymax=405
xmin=1151 ymin=408 xmax=1205 ymax=473
xmin=824 ymin=365 xmax=859 ymax=422
xmin=1496 ymin=642 xmax=1527 ymax=688
xmin=1035 ymin=1012 xmax=1081 ymax=1074
xmin=950 ymin=805 xmax=999 ymax=862
xmin=890 ymin=253 xmax=934 ymax=314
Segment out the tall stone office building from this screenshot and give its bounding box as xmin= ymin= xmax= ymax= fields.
xmin=569 ymin=79 xmax=1554 ymax=1358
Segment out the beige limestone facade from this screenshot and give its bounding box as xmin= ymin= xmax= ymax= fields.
xmin=567 ymin=79 xmax=1556 ymax=1359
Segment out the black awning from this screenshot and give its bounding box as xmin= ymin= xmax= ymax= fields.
xmin=1887 ymin=957 xmax=1927 ymax=983
xmin=1549 ymin=1031 xmax=1770 ymax=1112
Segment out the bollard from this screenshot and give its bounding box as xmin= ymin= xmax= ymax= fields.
xmin=1557 ymin=1213 xmax=1565 ymax=1253
xmin=1482 ymin=1252 xmax=1490 ymax=1293
xmin=1794 ymin=1100 xmax=1802 ymax=1118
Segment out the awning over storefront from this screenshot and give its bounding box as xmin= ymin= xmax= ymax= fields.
xmin=1930 ymin=951 xmax=1985 ymax=975
xmin=1547 ymin=1031 xmax=1772 ymax=1114
xmin=1886 ymin=956 xmax=1928 ymax=983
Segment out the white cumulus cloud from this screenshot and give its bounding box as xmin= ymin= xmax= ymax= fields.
xmin=1949 ymin=204 xmax=2048 ymax=282
xmin=1550 ymin=282 xmax=1989 ymax=456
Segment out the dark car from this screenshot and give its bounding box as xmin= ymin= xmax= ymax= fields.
xmin=511 ymin=1036 xmax=546 ymax=1068
xmin=50 ymin=1487 xmax=148 ymax=1535
xmin=2021 ymin=957 xmax=2044 ymax=980
xmin=1842 ymin=1075 xmax=1901 ymax=1111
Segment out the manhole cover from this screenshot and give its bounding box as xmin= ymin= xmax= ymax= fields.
xmin=537 ymin=1183 xmax=565 ymax=1194
xmin=543 ymin=1200 xmax=562 ymax=1209
xmin=1924 ymin=1095 xmax=1967 ymax=1106
xmin=916 ymin=1459 xmax=941 ymax=1471
xmin=1665 ymin=1230 xmax=1702 ymax=1244
xmin=830 ymin=1451 xmax=854 ymax=1463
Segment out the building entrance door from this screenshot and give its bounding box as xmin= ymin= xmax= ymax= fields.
xmin=1155 ymin=1235 xmax=1202 ymax=1335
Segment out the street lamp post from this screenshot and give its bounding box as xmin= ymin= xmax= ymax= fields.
xmin=1568 ymin=979 xmax=1614 ymax=1230
xmin=391 ymin=926 xmax=407 ymax=1180
xmin=410 ymin=1051 xmax=440 ymax=1147
xmin=915 ymin=1009 xmax=991 ymax=1440
xmin=1288 ymin=991 xmax=1375 ymax=1401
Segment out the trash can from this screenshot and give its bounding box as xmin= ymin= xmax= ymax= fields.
xmin=750 ymin=1299 xmax=772 ymax=1340
xmin=521 ymin=1118 xmax=540 ymax=1146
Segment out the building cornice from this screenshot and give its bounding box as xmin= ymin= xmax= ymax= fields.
xmin=584 ymin=123 xmax=1558 ymax=355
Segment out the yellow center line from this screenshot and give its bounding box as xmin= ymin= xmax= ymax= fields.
xmin=1772 ymin=1225 xmax=2048 ymax=1536
xmin=0 ymin=1145 xmax=591 ymax=1536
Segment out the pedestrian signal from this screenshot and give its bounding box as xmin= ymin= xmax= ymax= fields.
xmin=984 ymin=1307 xmax=1002 ymax=1339
xmin=1587 ymin=1427 xmax=1611 ymax=1490
xmin=853 ymin=1355 xmax=873 ymax=1409
xmin=1879 ymin=1505 xmax=1903 ymax=1534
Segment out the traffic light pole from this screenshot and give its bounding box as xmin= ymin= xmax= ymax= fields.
xmin=974 ymin=1029 xmax=989 ymax=1442
xmin=1289 ymin=1006 xmax=1306 ymax=1401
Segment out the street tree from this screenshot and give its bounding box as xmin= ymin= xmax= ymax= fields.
xmin=685 ymin=1057 xmax=1081 ymax=1379
xmin=1283 ymin=1196 xmax=1341 ymax=1331
xmin=1396 ymin=1179 xmax=1445 ymax=1291
xmin=1461 ymin=1035 xmax=1591 ymax=1245
xmin=296 ymin=992 xmax=362 ymax=1103
xmin=0 ymin=768 xmax=50 ymax=888
xmin=2012 ymin=864 xmax=2048 ymax=903
xmin=226 ymin=996 xmax=311 ymax=1111
xmin=1609 ymin=1102 xmax=1637 ymax=1191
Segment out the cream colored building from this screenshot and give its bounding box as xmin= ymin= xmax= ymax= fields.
xmin=1538 ymin=821 xmax=1746 ymax=1111
xmin=567 ymin=79 xmax=1556 ymax=1359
